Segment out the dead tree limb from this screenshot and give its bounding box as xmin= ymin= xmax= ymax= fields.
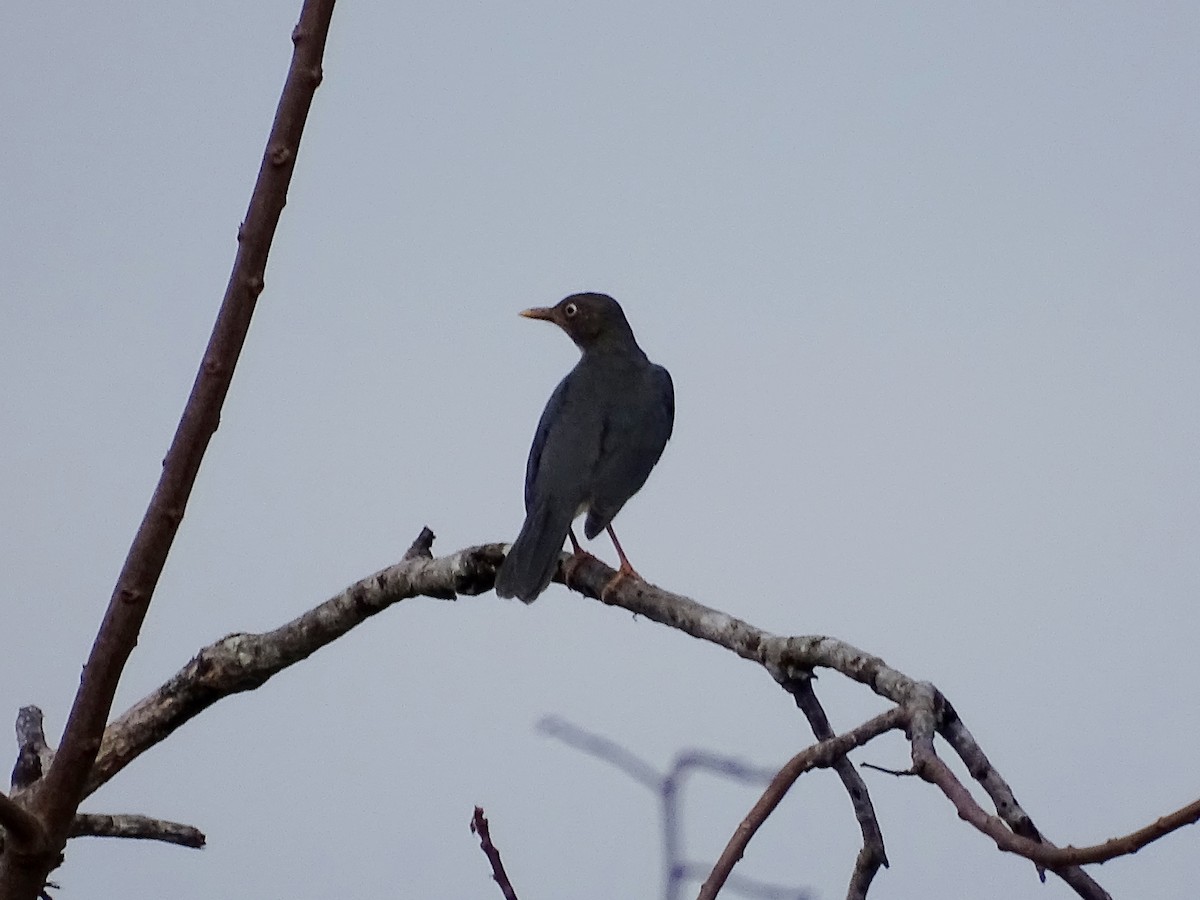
xmin=779 ymin=676 xmax=888 ymax=900
xmin=68 ymin=815 xmax=205 ymax=849
xmin=82 ymin=541 xmax=504 ymax=798
xmin=697 ymin=709 xmax=906 ymax=900
xmin=0 ymin=3 xmax=337 ymax=898
xmin=7 ymin=537 xmax=1194 ymax=897
xmin=563 ymin=557 xmax=1123 ymax=900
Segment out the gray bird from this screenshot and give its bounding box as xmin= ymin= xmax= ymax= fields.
xmin=495 ymin=293 xmax=674 ymax=603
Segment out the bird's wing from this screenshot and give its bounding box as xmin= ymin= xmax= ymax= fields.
xmin=499 ymin=372 xmax=601 ymax=603
xmin=523 ymin=371 xmax=603 ymax=513
xmin=584 ymin=364 xmax=674 ymax=539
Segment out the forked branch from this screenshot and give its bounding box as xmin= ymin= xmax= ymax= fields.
xmin=697 ymin=708 xmax=906 ymax=900
xmin=9 ymin=537 xmax=1194 ymax=900
xmin=0 ymin=3 xmax=337 ymax=898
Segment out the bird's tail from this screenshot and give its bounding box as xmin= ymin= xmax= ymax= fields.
xmin=494 ymin=501 xmax=574 ymax=603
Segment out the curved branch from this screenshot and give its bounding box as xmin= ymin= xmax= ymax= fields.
xmin=698 ymin=709 xmax=906 ymax=900
xmin=780 ymin=677 xmax=888 ymax=900
xmin=560 ymin=555 xmax=1178 ymax=896
xmin=559 ymin=552 xmax=922 ymax=707
xmin=937 ymin=711 xmax=1093 ymax=894
xmin=59 ymin=538 xmax=1194 ymax=898
xmin=86 ymin=541 xmax=504 ymax=797
xmin=915 ymin=749 xmax=1200 ymax=870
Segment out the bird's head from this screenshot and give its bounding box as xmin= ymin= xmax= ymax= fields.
xmin=520 ymin=292 xmax=636 ymax=352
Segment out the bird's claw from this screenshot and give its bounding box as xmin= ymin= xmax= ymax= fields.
xmin=600 ymin=562 xmax=643 ymax=603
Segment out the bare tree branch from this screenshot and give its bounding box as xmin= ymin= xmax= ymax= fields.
xmin=0 ymin=3 xmax=337 ymax=898
xmin=5 ymin=715 xmax=203 ymax=853
xmin=914 ymin=745 xmax=1200 ymax=871
xmin=68 ymin=815 xmax=205 ymax=849
xmin=471 ymin=807 xmax=519 ymax=900
xmin=904 ymin=703 xmax=1109 ymax=900
xmin=85 ymin=541 xmax=505 ymax=797
xmin=559 ymin=555 xmax=1178 ymax=898
xmin=779 ymin=677 xmax=889 ymax=900
xmin=937 ymin=710 xmax=1049 ymax=881
xmin=10 ymin=537 xmax=1189 ymax=896
xmin=698 ymin=709 xmax=906 ymax=900
xmin=910 ymin=704 xmax=1111 ymax=898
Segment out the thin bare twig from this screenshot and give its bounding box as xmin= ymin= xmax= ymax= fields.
xmin=915 ymin=746 xmax=1200 ymax=871
xmin=0 ymin=5 xmax=337 ymax=897
xmin=698 ymin=709 xmax=906 ymax=900
xmin=858 ymin=762 xmax=912 ymax=778
xmin=471 ymin=807 xmax=519 ymax=900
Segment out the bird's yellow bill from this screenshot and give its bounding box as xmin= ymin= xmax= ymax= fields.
xmin=520 ymin=307 xmax=556 ymax=321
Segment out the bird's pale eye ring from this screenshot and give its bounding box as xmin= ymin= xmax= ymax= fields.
xmin=564 ymin=302 xmax=578 ymax=317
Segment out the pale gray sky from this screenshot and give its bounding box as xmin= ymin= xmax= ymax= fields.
xmin=2 ymin=3 xmax=1198 ymax=899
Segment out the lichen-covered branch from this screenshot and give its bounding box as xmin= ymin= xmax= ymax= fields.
xmin=557 ymin=553 xmax=1195 ymax=897
xmin=68 ymin=814 xmax=205 ymax=849
xmin=557 ymin=552 xmax=923 ymax=707
xmin=10 ymin=537 xmax=1194 ymax=899
xmin=9 ymin=710 xmax=52 ymax=794
xmin=85 ymin=541 xmax=504 ymax=797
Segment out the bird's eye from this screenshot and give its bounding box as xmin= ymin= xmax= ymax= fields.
xmin=564 ymin=302 xmax=578 ymax=317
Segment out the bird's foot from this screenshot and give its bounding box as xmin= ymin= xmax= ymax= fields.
xmin=600 ymin=561 xmax=643 ymax=603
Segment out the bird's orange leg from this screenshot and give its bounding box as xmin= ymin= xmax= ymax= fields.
xmin=563 ymin=528 xmax=598 ymax=589
xmin=601 ymin=525 xmax=644 ymax=600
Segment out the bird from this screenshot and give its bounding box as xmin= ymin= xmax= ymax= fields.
xmin=494 ymin=292 xmax=674 ymax=603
